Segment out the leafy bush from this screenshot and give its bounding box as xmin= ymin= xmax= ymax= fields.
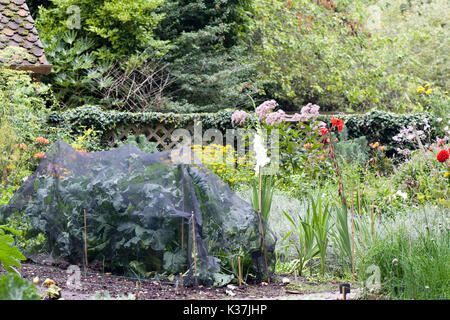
xmin=116 ymin=135 xmax=158 ymax=153
xmin=33 ymin=0 xmax=258 ymax=112
xmin=0 ymin=67 xmax=58 ymax=184
xmin=343 ymin=110 xmax=439 ymax=156
xmin=248 ymin=0 xmax=449 ymax=113
xmin=153 ymin=0 xmax=259 ymax=113
xmin=47 ymin=107 xmax=439 ymax=158
xmin=35 ymin=0 xmax=169 ymax=108
xmin=334 ymin=127 xmax=369 ymax=168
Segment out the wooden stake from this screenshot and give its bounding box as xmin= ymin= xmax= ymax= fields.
xmin=181 ymin=218 xmax=184 ymax=250
xmin=191 ymin=212 xmax=198 ymax=286
xmin=181 ymin=165 xmax=185 ymax=250
xmin=83 ymin=209 xmax=88 ymax=269
xmin=238 ymin=256 xmax=242 ymax=286
xmin=180 ymin=273 xmax=184 ymax=295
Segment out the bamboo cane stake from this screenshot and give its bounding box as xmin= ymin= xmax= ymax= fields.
xmin=181 ymin=218 xmax=184 ymax=250
xmin=83 ymin=209 xmax=88 ymax=269
xmin=238 ymin=256 xmax=242 ymax=286
xmin=191 ymin=212 xmax=198 ymax=286
xmin=181 ymin=165 xmax=185 ymax=250
xmin=180 ymin=272 xmax=184 ymax=295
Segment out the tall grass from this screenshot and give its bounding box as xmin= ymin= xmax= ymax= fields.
xmin=356 ymin=206 xmax=449 ymax=299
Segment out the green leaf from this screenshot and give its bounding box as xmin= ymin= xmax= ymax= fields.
xmin=0 ymin=233 xmax=26 ymax=273
xmin=0 ymin=273 xmax=40 ymax=300
xmin=212 ymin=272 xmax=235 ymax=287
xmin=163 ymin=249 xmax=186 ymax=274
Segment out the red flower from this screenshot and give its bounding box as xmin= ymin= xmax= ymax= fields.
xmin=320 ymin=127 xmax=329 ymax=135
xmin=330 ymin=117 xmax=344 ymax=132
xmin=330 ymin=117 xmax=338 ymax=126
xmin=437 ymin=149 xmax=450 ymax=163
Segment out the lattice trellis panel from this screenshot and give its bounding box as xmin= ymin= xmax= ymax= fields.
xmin=106 ymin=123 xmax=194 ymax=151
xmin=105 ymin=118 xmax=307 ymax=151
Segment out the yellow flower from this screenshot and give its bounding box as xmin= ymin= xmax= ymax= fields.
xmin=417 ymin=86 xmax=425 ymax=93
xmin=425 ymin=89 xmax=432 ymax=95
xmin=445 ymin=172 xmax=450 ymax=178
xmin=424 ymin=83 xmax=432 ymax=88
xmin=43 ymin=279 xmax=56 ymax=287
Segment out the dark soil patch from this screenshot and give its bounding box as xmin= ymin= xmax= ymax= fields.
xmin=1 ymin=262 xmax=288 ymax=300
xmin=1 ymin=257 xmax=359 ymax=300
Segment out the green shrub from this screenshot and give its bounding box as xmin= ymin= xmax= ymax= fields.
xmin=116 ymin=134 xmax=159 ymax=153
xmin=47 ymin=107 xmax=440 ymax=158
xmin=35 ymin=0 xmax=169 ymax=108
xmin=248 ymin=0 xmax=449 ymax=113
xmin=0 ymin=67 xmax=55 ymax=183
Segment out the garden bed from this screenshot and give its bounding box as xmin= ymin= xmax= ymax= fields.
xmin=1 ymin=259 xmax=361 ymax=300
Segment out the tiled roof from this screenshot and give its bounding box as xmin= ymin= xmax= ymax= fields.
xmin=0 ymin=0 xmax=51 ymax=73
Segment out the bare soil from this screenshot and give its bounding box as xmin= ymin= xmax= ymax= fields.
xmin=2 ymin=258 xmax=361 ymax=300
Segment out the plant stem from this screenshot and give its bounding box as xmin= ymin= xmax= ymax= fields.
xmin=350 ymin=185 xmax=355 ymax=278
xmin=257 ymin=168 xmax=269 ymax=280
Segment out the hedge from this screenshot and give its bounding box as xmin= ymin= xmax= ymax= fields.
xmin=47 ymin=106 xmax=437 ymax=154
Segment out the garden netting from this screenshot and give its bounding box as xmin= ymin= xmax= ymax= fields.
xmin=0 ymin=141 xmax=275 ymax=286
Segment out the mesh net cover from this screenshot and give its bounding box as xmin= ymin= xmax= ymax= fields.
xmin=0 ymin=141 xmax=275 ymax=286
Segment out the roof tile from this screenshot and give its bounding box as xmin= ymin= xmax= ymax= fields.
xmin=11 ymin=33 xmax=22 ymax=43
xmin=7 ymin=20 xmax=19 ymax=29
xmin=3 ymin=27 xmax=14 ymax=36
xmin=0 ymin=0 xmax=51 ymax=71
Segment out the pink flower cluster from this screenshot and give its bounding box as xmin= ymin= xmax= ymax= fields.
xmin=290 ymin=103 xmax=321 ymax=122
xmin=265 ymin=110 xmax=287 ymax=126
xmin=393 ymin=126 xmax=425 ymax=142
xmin=231 ymin=110 xmax=250 ymax=126
xmin=256 ymin=100 xmax=278 ymax=121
